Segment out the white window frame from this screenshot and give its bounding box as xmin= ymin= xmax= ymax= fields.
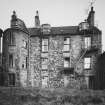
xmin=42 ymin=38 xmax=48 ymax=52
xmin=41 ymin=58 xmax=48 ymax=69
xmin=84 ymin=37 xmax=91 ymax=49
xmin=63 ymin=37 xmax=70 ymax=52
xmin=42 ymin=76 xmax=48 ymax=88
xmin=84 ymin=57 xmax=91 ymax=69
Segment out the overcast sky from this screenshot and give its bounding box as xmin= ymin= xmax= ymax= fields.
xmin=0 ymin=0 xmax=105 ymax=51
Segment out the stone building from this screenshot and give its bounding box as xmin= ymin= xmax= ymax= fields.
xmin=1 ymin=7 xmax=102 ymax=89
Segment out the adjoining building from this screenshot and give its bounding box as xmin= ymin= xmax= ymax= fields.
xmin=1 ymin=7 xmax=102 ymax=89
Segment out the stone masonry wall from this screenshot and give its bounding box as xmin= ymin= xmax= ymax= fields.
xmin=29 ymin=35 xmax=87 ymax=88
xmin=3 ymin=30 xmax=28 ymax=87
xmin=29 ymin=37 xmax=41 ymax=87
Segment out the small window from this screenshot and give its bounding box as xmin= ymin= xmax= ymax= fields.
xmin=63 ymin=38 xmax=70 ymax=51
xmin=9 ymin=54 xmax=13 ymax=68
xmin=84 ymin=37 xmax=91 ymax=49
xmin=42 ymin=39 xmax=48 ymax=52
xmin=84 ymin=57 xmax=91 ymax=69
xmin=9 ymin=73 xmax=15 ymax=86
xmin=64 ymin=57 xmax=70 ymax=68
xmin=41 ymin=58 xmax=48 ymax=69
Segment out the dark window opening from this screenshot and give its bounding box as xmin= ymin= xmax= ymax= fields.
xmin=9 ymin=54 xmax=13 ymax=68
xmin=9 ymin=73 xmax=15 ymax=86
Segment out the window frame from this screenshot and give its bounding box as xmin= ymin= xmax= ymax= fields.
xmin=63 ymin=37 xmax=70 ymax=52
xmin=64 ymin=57 xmax=70 ymax=68
xmin=41 ymin=76 xmax=48 ymax=88
xmin=84 ymin=37 xmax=91 ymax=49
xmin=9 ymin=31 xmax=15 ymax=45
xmin=41 ymin=38 xmax=49 ymax=52
xmin=41 ymin=57 xmax=48 ymax=70
xmin=8 ymin=73 xmax=15 ymax=86
xmin=9 ymin=54 xmax=13 ymax=68
xmin=84 ymin=57 xmax=91 ymax=69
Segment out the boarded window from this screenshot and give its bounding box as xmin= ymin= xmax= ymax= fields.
xmin=84 ymin=57 xmax=91 ymax=69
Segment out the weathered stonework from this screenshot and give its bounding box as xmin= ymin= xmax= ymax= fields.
xmin=1 ymin=7 xmax=102 ymax=89
xmin=29 ymin=37 xmax=41 ymax=87
xmin=3 ymin=29 xmax=28 ymax=87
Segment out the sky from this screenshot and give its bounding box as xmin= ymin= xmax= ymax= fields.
xmin=0 ymin=0 xmax=105 ymax=51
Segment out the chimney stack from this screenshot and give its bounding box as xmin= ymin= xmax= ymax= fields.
xmin=87 ymin=6 xmax=95 ymax=26
xmin=35 ymin=10 xmax=40 ymax=28
xmin=11 ymin=11 xmax=17 ymax=27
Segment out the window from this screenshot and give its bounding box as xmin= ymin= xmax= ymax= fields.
xmin=64 ymin=57 xmax=70 ymax=68
xmin=63 ymin=38 xmax=70 ymax=51
xmin=42 ymin=38 xmax=48 ymax=52
xmin=9 ymin=31 xmax=15 ymax=45
xmin=9 ymin=73 xmax=15 ymax=86
xmin=9 ymin=54 xmax=13 ymax=68
xmin=84 ymin=37 xmax=91 ymax=49
xmin=42 ymin=76 xmax=48 ymax=88
xmin=41 ymin=58 xmax=48 ymax=69
xmin=84 ymin=57 xmax=91 ymax=69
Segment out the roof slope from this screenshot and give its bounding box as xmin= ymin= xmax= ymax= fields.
xmin=28 ymin=25 xmax=101 ymax=36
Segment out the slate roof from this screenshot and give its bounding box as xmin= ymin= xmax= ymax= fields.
xmin=28 ymin=25 xmax=101 ymax=36
xmin=28 ymin=26 xmax=79 ymax=36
